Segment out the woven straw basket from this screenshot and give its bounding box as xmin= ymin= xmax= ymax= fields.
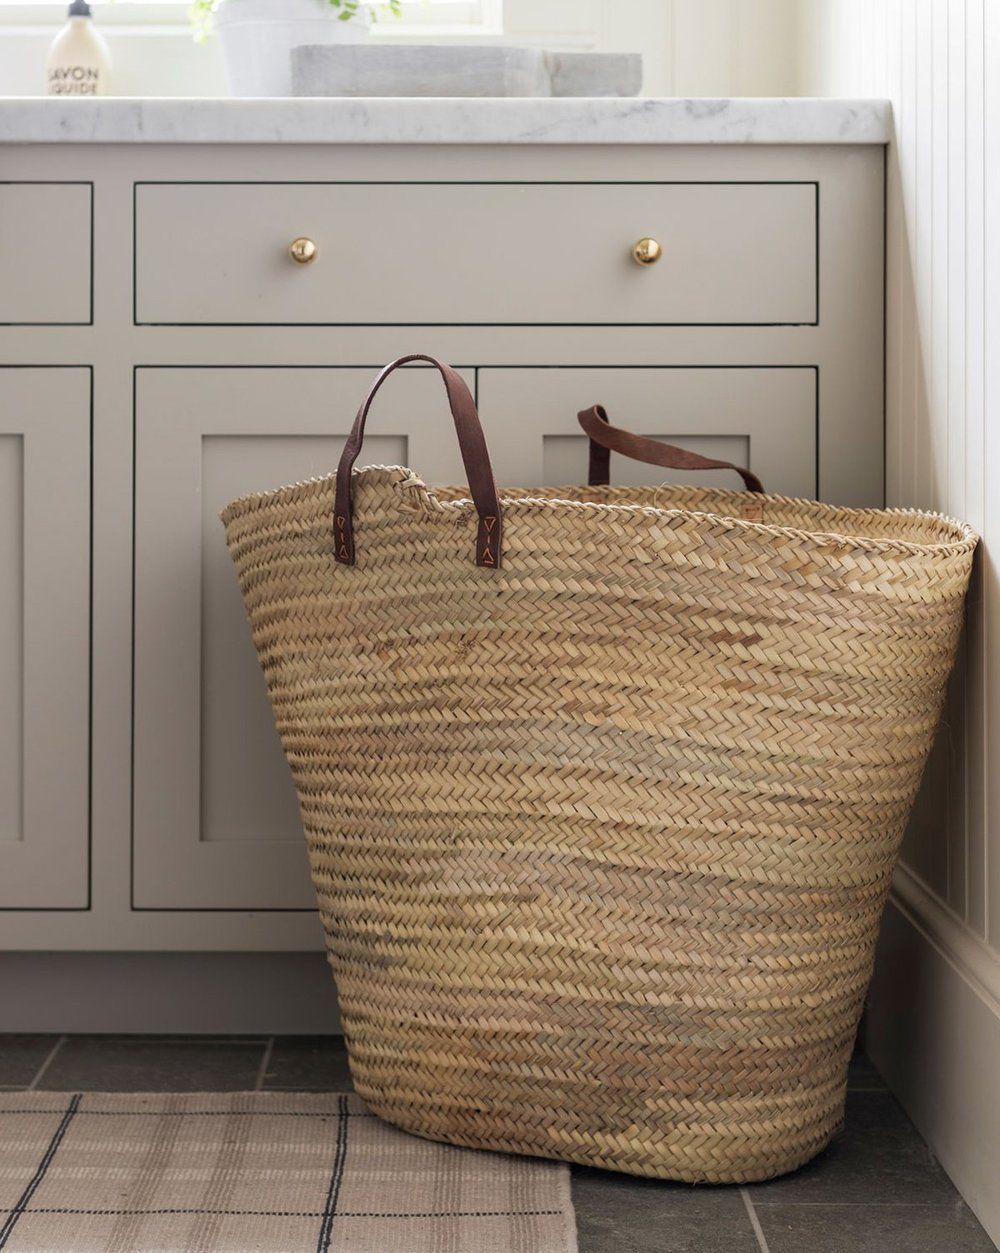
xmin=222 ymin=356 xmax=977 ymax=1184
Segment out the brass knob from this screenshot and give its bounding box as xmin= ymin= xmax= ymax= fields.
xmin=288 ymin=237 xmax=318 ymax=265
xmin=632 ymin=237 xmax=663 ymax=266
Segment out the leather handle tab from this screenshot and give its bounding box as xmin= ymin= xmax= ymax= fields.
xmin=580 ymin=405 xmax=765 ymax=494
xmin=335 ymin=355 xmax=503 ymax=569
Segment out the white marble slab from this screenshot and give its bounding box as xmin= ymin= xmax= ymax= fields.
xmin=0 ymin=96 xmax=891 ymax=145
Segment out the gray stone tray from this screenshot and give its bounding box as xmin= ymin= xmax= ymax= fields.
xmin=291 ymin=45 xmax=642 ymax=99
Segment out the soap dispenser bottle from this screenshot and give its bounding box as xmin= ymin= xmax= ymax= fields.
xmin=46 ymin=0 xmax=111 ymax=97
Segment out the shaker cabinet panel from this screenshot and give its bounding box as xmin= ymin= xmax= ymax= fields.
xmin=0 ymin=184 xmax=91 ymax=324
xmin=477 ymin=367 xmax=818 ymax=500
xmin=0 ymin=368 xmax=90 ymax=908
xmin=132 ymin=365 xmax=476 ymax=910
xmin=134 ymin=181 xmax=817 ymax=326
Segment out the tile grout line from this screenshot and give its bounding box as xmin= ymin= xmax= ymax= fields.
xmin=740 ymin=1188 xmax=772 ymax=1253
xmin=736 ymin=1201 xmax=967 ymax=1209
xmin=254 ymin=1038 xmax=275 ymax=1091
xmin=27 ymin=1038 xmax=66 ymax=1092
xmin=82 ymin=1039 xmax=271 ymax=1047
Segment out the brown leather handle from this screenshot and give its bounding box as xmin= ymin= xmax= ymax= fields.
xmin=580 ymin=405 xmax=765 ymax=494
xmin=335 ymin=355 xmax=503 ymax=569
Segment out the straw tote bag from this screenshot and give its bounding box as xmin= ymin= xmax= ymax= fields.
xmin=222 ymin=354 xmax=977 ymax=1184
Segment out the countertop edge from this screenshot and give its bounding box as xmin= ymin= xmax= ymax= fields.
xmin=0 ymin=97 xmax=893 ymax=145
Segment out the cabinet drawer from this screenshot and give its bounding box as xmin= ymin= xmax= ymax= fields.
xmin=0 ymin=184 xmax=92 ymax=324
xmin=134 ymin=181 xmax=817 ymax=326
xmin=477 ymin=366 xmax=817 ymax=499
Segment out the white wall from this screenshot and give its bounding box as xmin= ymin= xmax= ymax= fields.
xmin=799 ymin=2 xmax=1000 ymax=1244
xmin=512 ymin=0 xmax=800 ymax=97
xmin=0 ymin=0 xmax=802 ymax=97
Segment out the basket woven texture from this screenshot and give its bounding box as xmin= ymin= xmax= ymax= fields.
xmin=222 ymin=377 xmax=976 ymax=1185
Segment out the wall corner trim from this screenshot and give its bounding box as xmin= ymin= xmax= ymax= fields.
xmin=891 ymin=864 xmax=1000 ymax=1019
xmin=871 ymin=869 xmax=1000 ymax=1245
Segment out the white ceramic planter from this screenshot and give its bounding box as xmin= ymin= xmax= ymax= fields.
xmin=215 ymin=0 xmax=371 ymax=99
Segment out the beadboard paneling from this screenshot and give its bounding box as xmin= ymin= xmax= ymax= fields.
xmin=800 ymin=2 xmax=1000 ymax=1240
xmin=802 ymin=0 xmax=999 ymax=951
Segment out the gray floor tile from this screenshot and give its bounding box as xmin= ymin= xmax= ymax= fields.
xmin=747 ymin=1091 xmax=961 ymax=1206
xmin=261 ymin=1035 xmax=354 ymax=1091
xmin=571 ymin=1167 xmax=759 ymax=1253
xmin=36 ymin=1036 xmax=266 ymax=1092
xmin=756 ymin=1202 xmax=996 ymax=1252
xmin=0 ymin=1035 xmax=60 ymax=1087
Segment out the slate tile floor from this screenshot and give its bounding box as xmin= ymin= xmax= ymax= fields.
xmin=1 ymin=1035 xmax=994 ymax=1253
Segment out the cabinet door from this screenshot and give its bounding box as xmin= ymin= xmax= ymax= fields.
xmin=477 ymin=367 xmax=817 ymax=498
xmin=0 ymin=368 xmax=90 ymax=908
xmin=133 ymin=366 xmax=477 ymax=910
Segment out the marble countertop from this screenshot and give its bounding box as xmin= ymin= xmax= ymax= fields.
xmin=0 ymin=96 xmax=891 ymax=145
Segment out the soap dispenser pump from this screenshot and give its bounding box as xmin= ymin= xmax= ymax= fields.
xmin=47 ymin=0 xmax=112 ymax=97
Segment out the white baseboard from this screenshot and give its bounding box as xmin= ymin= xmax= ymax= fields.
xmin=0 ymin=952 xmax=342 ymax=1035
xmin=867 ymin=868 xmax=1000 ymax=1248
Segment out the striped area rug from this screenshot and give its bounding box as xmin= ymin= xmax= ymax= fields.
xmin=0 ymin=1092 xmax=577 ymax=1253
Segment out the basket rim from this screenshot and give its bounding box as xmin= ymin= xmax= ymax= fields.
xmin=220 ymin=465 xmax=980 ymax=559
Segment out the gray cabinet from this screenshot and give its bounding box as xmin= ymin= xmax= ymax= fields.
xmin=0 ymin=368 xmax=89 ymax=908
xmin=0 ymin=137 xmax=885 ymax=1030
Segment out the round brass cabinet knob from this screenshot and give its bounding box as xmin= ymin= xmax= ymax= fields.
xmin=632 ymin=237 xmax=663 ymax=266
xmin=288 ymin=237 xmax=318 ymax=265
